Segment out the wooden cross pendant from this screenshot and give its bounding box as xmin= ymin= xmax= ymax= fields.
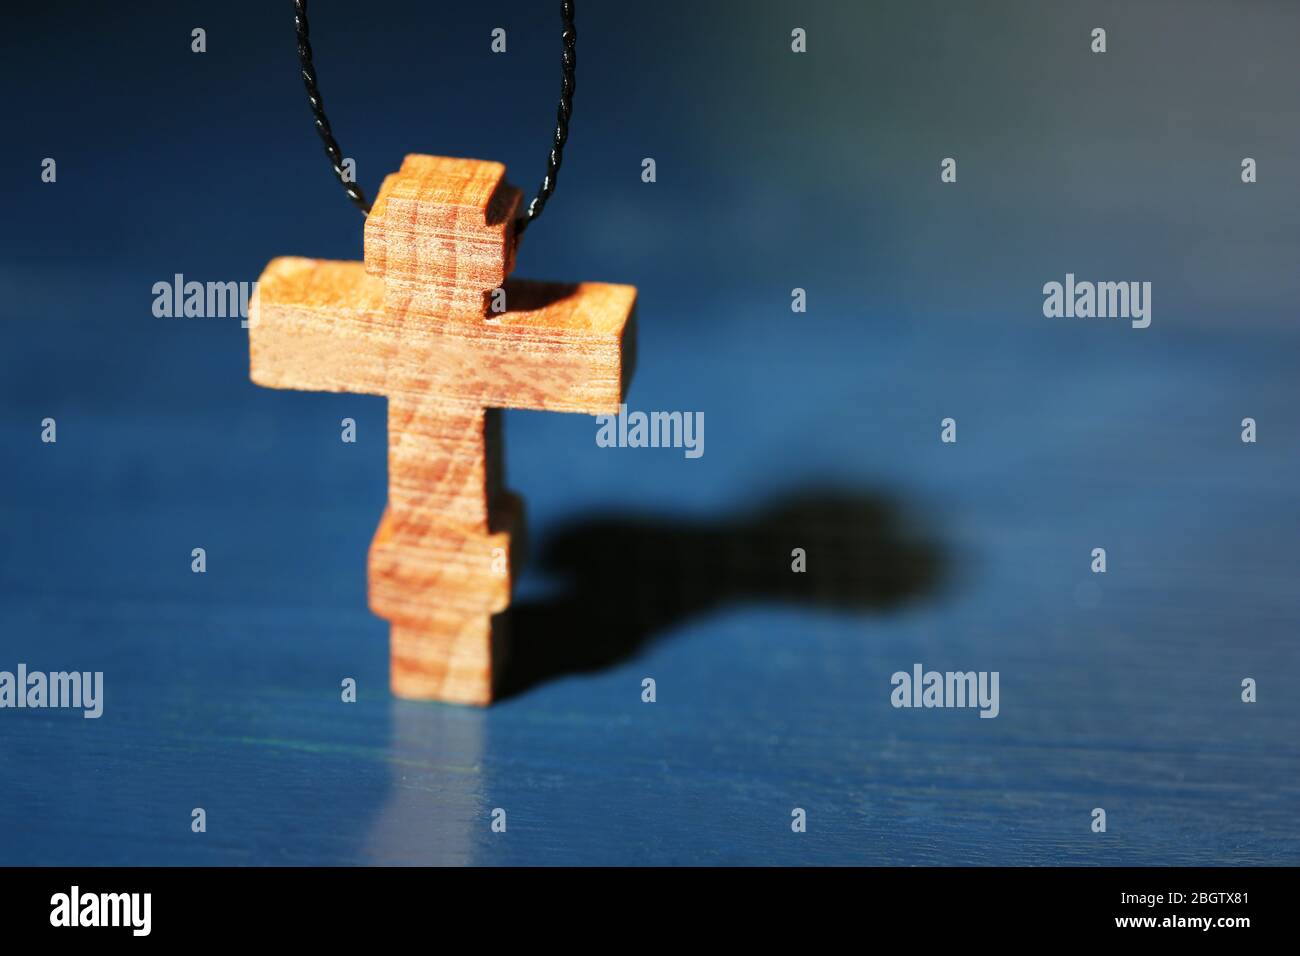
xmin=248 ymin=155 xmax=637 ymax=704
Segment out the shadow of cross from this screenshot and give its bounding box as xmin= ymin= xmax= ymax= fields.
xmin=248 ymin=155 xmax=638 ymax=705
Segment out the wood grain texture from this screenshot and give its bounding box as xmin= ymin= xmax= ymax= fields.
xmin=249 ymin=259 xmax=635 ymax=414
xmin=368 ymin=493 xmax=523 ymax=621
xmin=365 ymin=155 xmax=521 ymax=319
xmin=248 ymin=155 xmax=636 ymax=704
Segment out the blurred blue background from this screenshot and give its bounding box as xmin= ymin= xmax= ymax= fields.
xmin=1 ymin=0 xmax=1297 ymax=865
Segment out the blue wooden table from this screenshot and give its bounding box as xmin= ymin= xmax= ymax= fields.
xmin=1 ymin=1 xmax=1297 ymax=865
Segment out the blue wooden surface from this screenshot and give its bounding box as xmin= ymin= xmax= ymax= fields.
xmin=2 ymin=1 xmax=1298 ymax=865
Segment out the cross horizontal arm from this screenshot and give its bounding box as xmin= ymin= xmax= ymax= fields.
xmin=249 ymin=257 xmax=636 ymax=414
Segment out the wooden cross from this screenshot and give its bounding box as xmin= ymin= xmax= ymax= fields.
xmin=248 ymin=155 xmax=637 ymax=705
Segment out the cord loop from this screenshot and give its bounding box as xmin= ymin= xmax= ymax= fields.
xmin=293 ymin=0 xmax=577 ymax=232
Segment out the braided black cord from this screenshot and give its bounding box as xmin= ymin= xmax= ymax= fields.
xmin=517 ymin=1 xmax=576 ymax=235
xmin=292 ymin=1 xmax=577 ymax=232
xmin=294 ymin=0 xmax=370 ymax=214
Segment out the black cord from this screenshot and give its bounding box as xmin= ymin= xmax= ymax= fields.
xmin=518 ymin=1 xmax=576 ymax=234
xmin=293 ymin=0 xmax=369 ymax=214
xmin=293 ymin=0 xmax=577 ymax=233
